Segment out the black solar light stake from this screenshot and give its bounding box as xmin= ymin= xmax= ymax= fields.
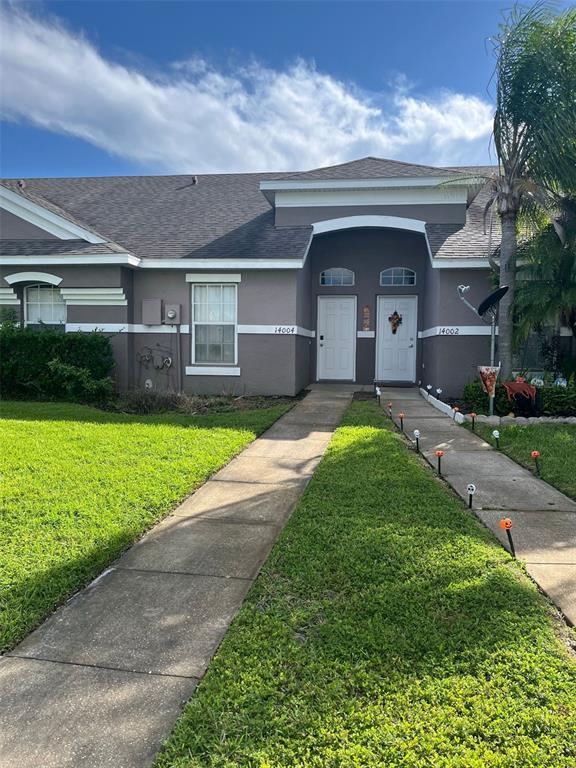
xmin=387 ymin=402 xmax=392 ymax=418
xmin=467 ymin=483 xmax=476 ymax=509
xmin=499 ymin=518 xmax=515 ymax=557
xmin=399 ymin=412 xmax=405 ymax=432
xmin=492 ymin=429 xmax=500 ymax=450
xmin=413 ymin=429 xmax=420 ymax=453
xmin=470 ymin=412 xmax=477 ymax=432
xmin=435 ymin=450 xmax=444 ymax=476
xmin=375 ymin=386 xmax=381 ymax=405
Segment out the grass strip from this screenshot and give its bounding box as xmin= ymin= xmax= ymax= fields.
xmin=0 ymin=400 xmax=288 ymax=651
xmin=469 ymin=422 xmax=576 ymax=500
xmin=156 ymin=400 xmax=576 ymax=768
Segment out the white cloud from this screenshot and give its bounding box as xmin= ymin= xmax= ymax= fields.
xmin=0 ymin=6 xmax=494 ymax=173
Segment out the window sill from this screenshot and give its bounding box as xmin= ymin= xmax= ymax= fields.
xmin=185 ymin=366 xmax=241 ymax=376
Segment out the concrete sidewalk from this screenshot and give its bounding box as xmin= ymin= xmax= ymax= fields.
xmin=0 ymin=387 xmax=352 ymax=768
xmin=385 ymin=387 xmax=576 ymax=626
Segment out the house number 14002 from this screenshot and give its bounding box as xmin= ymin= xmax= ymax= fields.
xmin=274 ymin=326 xmax=296 ymax=334
xmin=438 ymin=327 xmax=460 ymax=335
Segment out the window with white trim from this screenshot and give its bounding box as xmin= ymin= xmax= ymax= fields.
xmin=192 ymin=284 xmax=237 ymax=364
xmin=319 ymin=267 xmax=355 ymax=286
xmin=380 ymin=267 xmax=416 ymax=286
xmin=24 ymin=284 xmax=67 ymax=327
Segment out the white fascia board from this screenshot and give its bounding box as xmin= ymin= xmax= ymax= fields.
xmin=260 ymin=176 xmax=466 ymax=192
xmin=185 ymin=273 xmax=241 ymax=282
xmin=0 ymin=186 xmax=106 ymax=244
xmin=4 ymin=271 xmax=63 ymax=286
xmin=0 ymin=253 xmax=141 ymax=267
xmin=431 ymin=258 xmax=490 ymax=269
xmin=141 ymin=259 xmax=303 ymax=269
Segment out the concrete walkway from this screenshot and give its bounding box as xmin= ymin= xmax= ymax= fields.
xmin=0 ymin=387 xmax=353 ymax=768
xmin=385 ymin=387 xmax=576 ymax=626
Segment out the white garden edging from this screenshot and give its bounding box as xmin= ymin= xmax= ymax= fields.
xmin=419 ymin=388 xmax=575 ymax=426
xmin=419 ymin=388 xmax=465 ymax=423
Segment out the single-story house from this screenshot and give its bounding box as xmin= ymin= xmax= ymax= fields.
xmin=0 ymin=157 xmax=501 ymax=398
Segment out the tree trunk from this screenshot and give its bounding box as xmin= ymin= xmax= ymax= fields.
xmin=498 ymin=212 xmax=518 ymax=379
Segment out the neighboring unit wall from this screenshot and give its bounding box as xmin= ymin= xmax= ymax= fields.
xmin=421 ymin=266 xmax=494 ymax=397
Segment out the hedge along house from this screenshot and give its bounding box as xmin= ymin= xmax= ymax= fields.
xmin=0 ymin=157 xmax=500 ymax=398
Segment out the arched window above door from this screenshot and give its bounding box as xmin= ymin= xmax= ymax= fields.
xmin=380 ymin=267 xmax=416 ymax=287
xmin=319 ymin=267 xmax=355 ymax=286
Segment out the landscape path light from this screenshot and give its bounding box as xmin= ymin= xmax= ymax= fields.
xmin=531 ymin=450 xmax=541 ymax=475
xmin=413 ymin=429 xmax=420 ymax=453
xmin=452 ymin=405 xmax=460 ymax=421
xmin=469 ymin=412 xmax=477 ymax=432
xmin=399 ymin=412 xmax=405 ymax=432
xmin=499 ymin=517 xmax=515 ymax=557
xmin=492 ymin=429 xmax=500 ymax=449
xmin=387 ymin=401 xmax=393 ymax=418
xmin=435 ymin=449 xmax=444 ymax=476
xmin=375 ymin=386 xmax=381 ymax=405
xmin=466 ymin=483 xmax=476 ymax=509
xmin=436 ymin=388 xmax=443 ymax=400
xmin=426 ymin=384 xmax=432 ymax=399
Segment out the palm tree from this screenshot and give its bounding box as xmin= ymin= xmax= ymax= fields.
xmin=484 ymin=2 xmax=576 ymax=378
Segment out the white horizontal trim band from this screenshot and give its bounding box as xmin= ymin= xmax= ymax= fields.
xmin=357 ymin=330 xmax=375 ymax=338
xmin=185 ymin=366 xmax=241 ymax=376
xmin=418 ymin=325 xmax=497 ymax=339
xmin=186 ymin=273 xmax=241 ymax=282
xmin=0 ymin=287 xmax=19 ymax=304
xmin=65 ymin=323 xmax=191 ymax=334
xmin=237 ymin=324 xmax=315 ymax=337
xmin=0 ymin=254 xmax=141 ymax=266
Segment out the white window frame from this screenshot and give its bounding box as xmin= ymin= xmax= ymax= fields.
xmin=379 ymin=267 xmax=416 ymax=287
xmin=191 ymin=283 xmax=238 ymax=366
xmin=319 ymin=267 xmax=355 ymax=287
xmin=23 ymin=283 xmax=67 ymax=327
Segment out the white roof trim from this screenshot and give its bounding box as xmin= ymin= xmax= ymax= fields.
xmin=260 ymin=176 xmax=464 ymax=192
xmin=0 ymin=254 xmax=141 ymax=266
xmin=4 ymin=270 xmax=63 ymax=286
xmin=0 ymin=185 xmax=106 ymax=244
xmin=312 ymin=215 xmax=427 ymax=236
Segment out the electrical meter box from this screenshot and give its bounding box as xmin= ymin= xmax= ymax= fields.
xmin=163 ymin=303 xmax=181 ymax=325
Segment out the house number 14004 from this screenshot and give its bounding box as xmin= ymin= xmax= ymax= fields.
xmin=274 ymin=326 xmax=296 ymax=334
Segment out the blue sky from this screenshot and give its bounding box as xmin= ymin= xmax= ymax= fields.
xmin=0 ymin=1 xmax=528 ymax=177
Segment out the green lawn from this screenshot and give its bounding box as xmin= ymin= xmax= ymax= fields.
xmin=156 ymin=401 xmax=576 ymax=768
xmin=0 ymin=400 xmax=289 ymax=652
xmin=470 ymin=422 xmax=576 ymax=500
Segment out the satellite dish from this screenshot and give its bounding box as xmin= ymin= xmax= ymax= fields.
xmin=477 ymin=286 xmax=509 ymax=318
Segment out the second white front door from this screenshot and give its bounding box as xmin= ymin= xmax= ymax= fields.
xmin=317 ymin=296 xmax=356 ymax=380
xmin=376 ymin=295 xmax=417 ymax=382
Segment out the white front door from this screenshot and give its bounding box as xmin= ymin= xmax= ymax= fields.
xmin=376 ymin=295 xmax=417 ymax=382
xmin=317 ymin=296 xmax=356 ymax=380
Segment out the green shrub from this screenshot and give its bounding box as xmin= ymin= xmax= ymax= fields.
xmin=0 ymin=323 xmax=115 ymax=403
xmin=462 ymin=378 xmax=576 ymax=416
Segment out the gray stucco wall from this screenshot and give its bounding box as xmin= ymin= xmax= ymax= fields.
xmin=422 ymin=335 xmax=491 ymax=398
xmin=276 ymin=202 xmax=466 ymax=227
xmin=0 ymin=210 xmax=59 ymax=239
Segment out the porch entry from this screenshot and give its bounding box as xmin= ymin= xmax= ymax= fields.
xmin=376 ymin=295 xmax=417 ymax=382
xmin=317 ymin=296 xmax=356 ymax=380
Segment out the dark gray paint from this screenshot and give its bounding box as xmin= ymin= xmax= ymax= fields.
xmin=421 ymin=335 xmax=491 ymax=397
xmin=276 ymin=202 xmax=466 ymax=227
xmin=309 ymin=228 xmax=428 ymax=384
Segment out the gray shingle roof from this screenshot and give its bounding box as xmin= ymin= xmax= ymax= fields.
xmin=1 ymin=158 xmax=499 ymax=263
xmin=427 ymin=184 xmax=500 ymax=260
xmin=280 ymin=157 xmax=461 ymax=181
xmin=0 ymin=240 xmax=122 ymax=256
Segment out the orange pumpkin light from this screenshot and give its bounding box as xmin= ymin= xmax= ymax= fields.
xmin=499 ymin=517 xmax=513 ymax=530
xmin=399 ymin=412 xmax=405 ymax=418
xmin=531 ymin=450 xmax=540 ymax=459
xmin=453 ymin=406 xmax=460 ymax=412
xmin=470 ymin=412 xmax=477 ymax=418
xmin=435 ymin=450 xmax=444 ymax=458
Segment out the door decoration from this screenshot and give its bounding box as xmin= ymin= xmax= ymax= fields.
xmin=362 ymin=304 xmax=371 ymax=331
xmin=388 ymin=310 xmax=403 ymax=334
